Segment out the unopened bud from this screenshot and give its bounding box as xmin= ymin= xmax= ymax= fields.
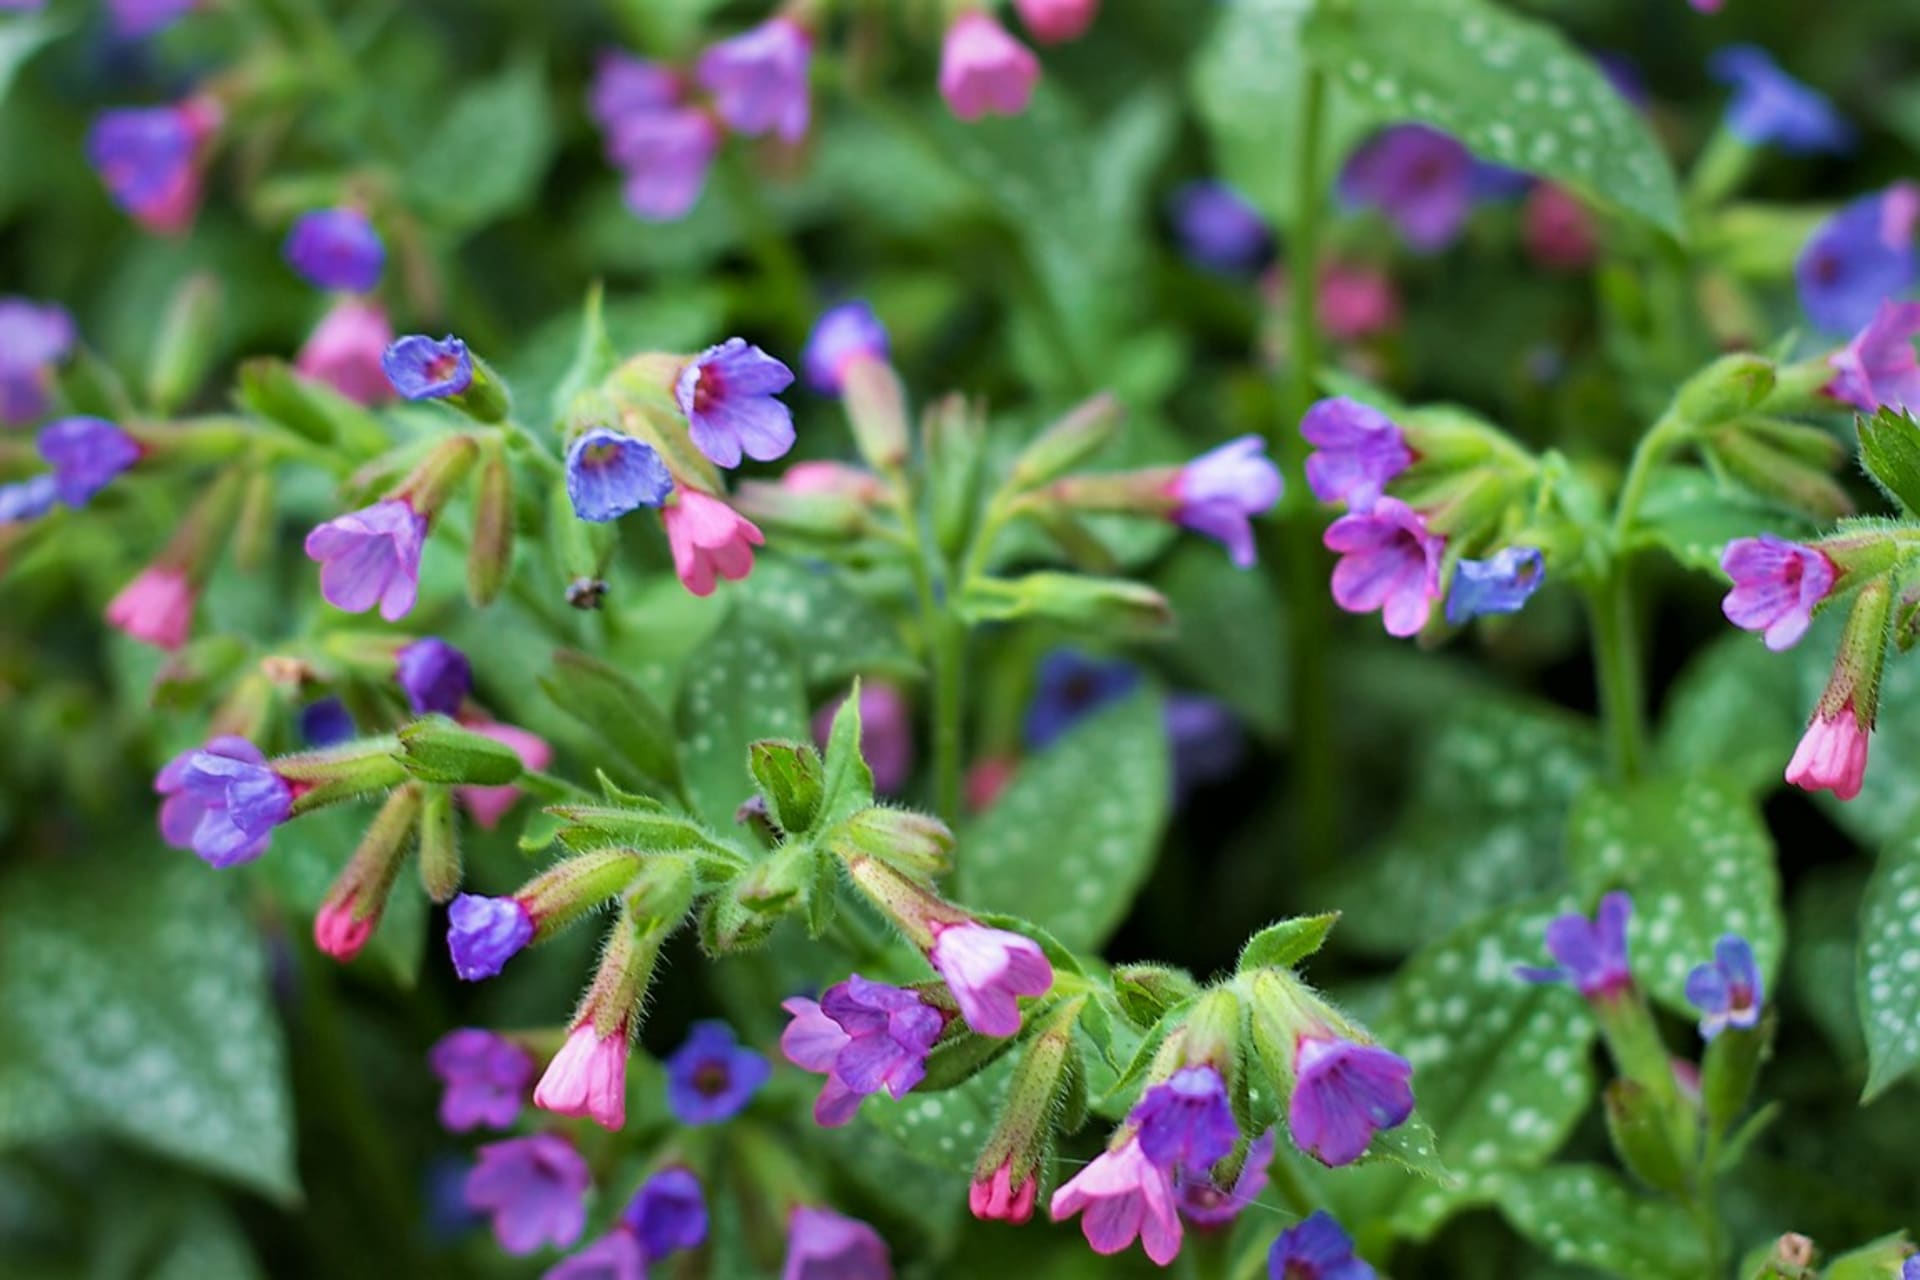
xmin=275 ymin=735 xmax=409 ymax=813
xmin=832 ymin=806 xmax=955 ymax=878
xmin=1601 ymin=1079 xmax=1690 ymax=1195
xmin=467 ymin=440 xmax=514 ymax=606
xmin=840 ymin=852 xmax=968 ymax=947
xmin=748 ymin=740 xmax=825 ymax=835
xmin=447 ymin=353 xmax=511 ymax=424
xmin=1705 ymin=424 xmax=1853 ymax=522
xmin=397 ymin=714 xmax=526 ymax=785
xmin=1677 ymin=353 xmax=1776 ymax=427
xmin=417 ymin=784 xmax=461 ymax=903
xmin=730 ymin=480 xmax=873 ymax=541
xmin=970 ymin=998 xmax=1086 ymax=1224
xmin=842 ymin=357 xmax=909 ymax=473
xmin=315 ymin=783 xmax=423 ymax=962
xmin=146 ymin=273 xmax=223 ymax=415
xmin=923 ymin=392 xmax=984 ymax=559
xmin=233 ymin=467 xmax=276 ymax=573
xmin=518 ymin=848 xmax=647 ymax=940
xmin=1009 ymin=393 xmax=1124 ymax=490
xmin=391 ymin=433 xmax=480 ymax=519
xmin=958 ymin=572 xmax=1172 ymax=637
xmin=1112 ymin=964 xmax=1201 ymax=1026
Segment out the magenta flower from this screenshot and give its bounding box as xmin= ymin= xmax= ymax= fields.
xmin=283 ymin=208 xmax=384 ymax=293
xmin=665 ymin=1020 xmax=771 ymax=1125
xmin=928 ymin=922 xmax=1054 ymax=1037
xmin=1786 ymin=702 xmax=1870 ymax=800
xmin=1338 ymin=124 xmax=1476 ymax=252
xmin=1828 ymin=299 xmax=1920 ymax=413
xmin=1300 ymin=396 xmax=1413 ymax=511
xmin=1175 ymin=1129 xmax=1274 ymax=1227
xmin=1014 ymin=0 xmax=1099 ymax=43
xmin=1130 ymin=1066 xmax=1240 ymax=1172
xmin=1170 ymin=436 xmax=1284 ymax=568
xmin=382 ymin=334 xmax=472 ymax=400
xmin=429 ymin=1028 xmax=535 ymax=1131
xmin=304 ymin=499 xmax=427 ymax=621
xmin=296 ymin=298 xmax=394 ymax=405
xmin=588 ymin=51 xmax=680 ymax=130
xmin=535 ymin=1020 xmax=630 ymax=1131
xmin=0 ymin=296 xmax=75 ymax=426
xmin=86 ymin=100 xmax=218 ymax=235
xmin=1720 ymin=535 xmax=1836 ymax=652
xmin=546 ymin=1232 xmax=643 ymax=1280
xmin=38 ymin=416 xmax=139 ymax=507
xmin=969 ymin=1159 xmax=1038 ymax=1223
xmin=396 ymin=637 xmax=472 ymax=717
xmin=155 ymin=737 xmax=294 ymax=868
xmin=609 ymin=108 xmax=722 ymax=221
xmin=1685 ymin=935 xmax=1765 ymax=1041
xmin=1316 ymin=262 xmax=1402 ymax=341
xmin=456 ymin=719 xmax=552 ymax=829
xmin=108 ymin=0 xmax=198 ymax=37
xmin=1267 ymin=1210 xmax=1375 ymax=1280
xmin=1287 ymin=1037 xmax=1415 ymax=1167
xmin=939 ymin=12 xmax=1040 ymax=122
xmin=802 ymin=301 xmax=890 ymax=395
xmin=1517 ymin=892 xmax=1635 ymax=999
xmin=780 ymin=975 xmax=945 ymax=1126
xmin=314 ymin=898 xmax=377 ymax=962
xmin=782 ymin=1206 xmax=892 ymax=1280
xmin=1048 ymin=1136 xmax=1182 ymax=1265
xmin=464 ymin=1134 xmax=590 ymax=1256
xmin=663 ymin=488 xmax=765 ymax=597
xmin=675 ymin=338 xmax=797 ymax=468
xmin=1323 ymin=496 xmax=1443 ymax=637
xmin=697 ymin=17 xmax=812 ymax=142
xmin=446 ymin=893 xmax=535 ymax=980
xmin=811 ymin=682 xmax=914 ymax=794
xmin=106 ymin=565 xmax=195 ymax=650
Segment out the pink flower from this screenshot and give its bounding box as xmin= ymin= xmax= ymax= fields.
xmin=1013 ymin=0 xmax=1098 ymax=43
xmin=969 ymin=1159 xmax=1037 ymax=1223
xmin=1827 ymin=299 xmax=1920 ymax=414
xmin=106 ymin=565 xmax=195 ymax=650
xmin=928 ymin=922 xmax=1053 ymax=1037
xmin=1523 ymin=183 xmax=1598 ymax=270
xmin=1048 ymin=1136 xmax=1182 ymax=1265
xmin=663 ymin=488 xmax=765 ymax=597
xmin=313 ymin=899 xmax=376 ymax=961
xmin=534 ymin=1021 xmax=630 ymax=1131
xmin=1720 ymin=535 xmax=1835 ymax=651
xmin=1786 ymin=702 xmax=1869 ymax=800
xmin=965 ymin=757 xmax=1017 ymax=812
xmin=939 ymin=13 xmax=1039 ymax=122
xmin=782 ymin=460 xmax=884 ymax=502
xmin=1323 ymin=496 xmax=1443 ymax=637
xmin=296 ymin=298 xmax=394 ymax=405
xmin=1316 ymin=263 xmax=1402 ymax=342
xmin=457 ymin=720 xmax=553 ymax=830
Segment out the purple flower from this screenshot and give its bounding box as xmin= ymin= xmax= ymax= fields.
xmin=1338 ymin=124 xmax=1476 ymax=252
xmin=1288 ymin=1037 xmax=1415 ymax=1167
xmin=283 ymin=208 xmax=385 ymax=293
xmin=1710 ymin=45 xmax=1852 ymax=153
xmin=609 ymin=108 xmax=722 ymax=222
xmin=565 ymin=428 xmax=673 ymax=522
xmin=811 ymin=681 xmax=914 ymax=795
xmin=1171 ymin=435 xmax=1284 ymax=568
xmin=546 ymin=1231 xmax=644 ymax=1280
xmin=37 ymin=417 xmax=139 ymax=507
xmin=1517 ymin=891 xmax=1635 ymax=999
xmin=1903 ymin=1257 xmax=1919 ymax=1280
xmin=802 ymin=302 xmax=889 ymax=396
xmin=86 ymin=101 xmax=213 ymax=234
xmin=1268 ymin=1211 xmax=1375 ymax=1280
xmin=697 ymin=17 xmax=812 ymax=142
xmin=929 ymin=922 xmax=1054 ymax=1037
xmin=155 ymin=737 xmax=293 ymax=868
xmin=0 ymin=476 xmax=58 ymax=524
xmin=1323 ymin=496 xmax=1443 ymax=637
xmin=1685 ymin=935 xmax=1764 ymax=1041
xmin=396 ymin=637 xmax=473 ymax=717
xmin=1165 ymin=694 xmax=1244 ymax=804
xmin=1025 ymin=649 xmax=1141 ymax=751
xmin=108 ymin=0 xmax=197 ymax=37
xmin=780 ymin=975 xmax=945 ymax=1126
xmin=1047 ymin=1136 xmax=1182 ymax=1265
xmin=589 ymin=51 xmax=680 ymax=131
xmin=464 ymin=1134 xmax=590 ymax=1256
xmin=382 ymin=335 xmax=472 ymax=399
xmin=782 ymin=1206 xmax=892 ymax=1280
xmin=0 ymin=296 xmax=75 ymax=426
xmin=626 ymin=1166 xmax=708 ymax=1260
xmin=675 ymin=339 xmax=797 ymax=469
xmin=304 ymin=499 xmax=427 ymax=621
xmin=446 ymin=894 xmax=535 ymax=981
xmin=939 ymin=12 xmax=1040 ymax=123
xmin=1720 ymin=534 xmax=1835 ymax=652
xmin=1300 ymin=397 xmax=1413 ymax=512
xmin=1168 ymin=181 xmax=1272 ymax=275
xmin=1175 ymin=1130 xmax=1273 ymax=1227
xmin=429 ymin=1028 xmax=535 ymax=1131
xmin=664 ymin=1021 xmax=771 ymax=1125
xmin=1797 ymin=186 xmax=1920 ymax=336
xmin=1828 ymin=299 xmax=1920 ymax=413
xmin=1445 ymin=546 xmax=1546 ymax=625
xmin=299 ymin=698 xmax=356 ymax=747
xmin=1131 ymin=1066 xmax=1240 ymax=1172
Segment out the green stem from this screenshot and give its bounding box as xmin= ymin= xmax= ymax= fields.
xmin=1266 ymin=1149 xmax=1321 ymax=1217
xmin=930 ymin=611 xmax=966 ymax=824
xmin=1587 ymin=574 xmax=1646 ymax=782
xmin=1689 ymin=1186 xmax=1727 ymax=1280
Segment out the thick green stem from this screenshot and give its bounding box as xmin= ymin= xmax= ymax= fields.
xmin=1587 ymin=574 xmax=1646 ymax=782
xmin=930 ymin=610 xmax=966 ymax=825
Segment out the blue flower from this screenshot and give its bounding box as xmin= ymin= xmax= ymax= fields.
xmin=446 ymin=894 xmax=534 ymax=981
xmin=1167 ymin=181 xmax=1272 ymax=275
xmin=1445 ymin=547 xmax=1545 ymax=625
xmin=624 ymin=1166 xmax=708 ymax=1261
xmin=1165 ymin=694 xmax=1243 ymax=804
xmin=383 ymin=335 xmax=473 ymax=400
xmin=565 ymin=428 xmax=674 ymax=522
xmin=1130 ymin=1065 xmax=1240 ymax=1172
xmin=1268 ymin=1211 xmax=1374 ymax=1280
xmin=1684 ymin=935 xmax=1764 ymax=1040
xmin=1796 ymin=185 xmax=1920 ymax=336
xmin=1709 ymin=46 xmax=1852 ymax=153
xmin=1024 ymin=649 xmax=1141 ymax=751
xmin=397 ymin=637 xmax=474 ymax=717
xmin=37 ymin=416 xmax=139 ymax=507
xmin=284 ymin=208 xmax=385 ymax=293
xmin=802 ymin=301 xmax=889 ymax=395
xmin=299 ymin=698 xmax=356 ymax=747
xmin=0 ymin=475 xmax=58 ymax=524
xmin=664 ymin=1021 xmax=770 ymax=1124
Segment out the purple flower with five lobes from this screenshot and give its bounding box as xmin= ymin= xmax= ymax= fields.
xmin=802 ymin=301 xmax=890 ymax=396
xmin=1300 ymin=396 xmax=1413 ymax=512
xmin=396 ymin=637 xmax=473 ymax=717
xmin=609 ymin=107 xmax=722 ymax=222
xmin=382 ymin=334 xmax=472 ymax=399
xmin=0 ymin=475 xmax=58 ymax=524
xmin=1797 ymin=185 xmax=1920 ymax=336
xmin=1025 ymin=648 xmax=1140 ymax=751
xmin=1324 ymin=496 xmax=1444 ymax=638
xmin=939 ymin=11 xmax=1040 ymax=122
xmin=1786 ymin=701 xmax=1869 ymax=800
xmin=1130 ymin=1065 xmax=1240 ymax=1172
xmin=1685 ymin=935 xmax=1765 ymax=1041
xmin=37 ymin=417 xmax=139 ymax=508
xmin=446 ymin=892 xmax=535 ymax=980
xmin=780 ymin=975 xmax=946 ymax=1126
xmin=1337 ymin=124 xmax=1477 ymax=253
xmin=1048 ymin=1135 xmax=1182 ymax=1265
xmin=108 ymin=0 xmax=198 ymax=37
xmin=304 ymin=498 xmax=428 ymax=621
xmin=1445 ymin=546 xmax=1546 ymax=625
xmin=283 ymin=208 xmax=385 ymax=293
xmin=86 ymin=100 xmax=217 ymax=235
xmin=1829 ymin=299 xmax=1920 ymax=414
xmin=535 ymin=1020 xmax=631 ymax=1131
xmin=697 ymin=16 xmax=812 ymax=142
xmin=782 ymin=1205 xmax=893 ymax=1280
xmin=155 ymin=737 xmax=294 ymax=868
xmin=1170 ymin=435 xmax=1285 ymax=569
xmin=675 ymin=338 xmax=797 ymax=469
xmin=0 ymin=296 xmax=75 ymax=425
xmin=665 ymin=1020 xmax=772 ymax=1125
xmin=1720 ymin=535 xmax=1836 ymax=652
xmin=428 ymin=1028 xmax=535 ymax=1131
xmin=812 ymin=681 xmax=915 ymax=794
xmin=1517 ymin=891 xmax=1635 ymax=999
xmin=928 ymin=921 xmax=1055 ymax=1037
xmin=588 ymin=51 xmax=681 ymax=132
xmin=299 ymin=697 xmax=355 ymax=747
xmin=464 ymin=1133 xmax=590 ymax=1256
xmin=1175 ymin=1129 xmax=1274 ymax=1227
xmin=1268 ymin=1210 xmax=1375 ymax=1280
xmin=564 ymin=427 xmax=673 ymax=522
xmin=1709 ymin=45 xmax=1853 ymax=154
xmin=1288 ymin=1036 xmax=1415 ymax=1167
xmin=1167 ymin=181 xmax=1273 ymax=276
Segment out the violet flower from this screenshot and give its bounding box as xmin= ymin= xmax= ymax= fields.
xmin=1828 ymin=299 xmax=1920 ymax=413
xmin=155 ymin=737 xmax=294 ymax=868
xmin=1130 ymin=1065 xmax=1240 ymax=1172
xmin=446 ymin=893 xmax=535 ymax=980
xmin=811 ymin=681 xmax=914 ymax=794
xmin=1685 ymin=935 xmax=1765 ymax=1041
xmin=1024 ymin=648 xmax=1140 ymax=751
xmin=1445 ymin=547 xmax=1546 ymax=625
xmin=1710 ymin=45 xmax=1852 ymax=154
xmin=1267 ymin=1210 xmax=1375 ymax=1280
xmin=1300 ymin=396 xmax=1412 ymax=512
xmin=38 ymin=416 xmax=139 ymax=507
xmin=1167 ymin=181 xmax=1272 ymax=276
xmin=565 ymin=428 xmax=673 ymax=522
xmin=782 ymin=1206 xmax=892 ymax=1280
xmin=1720 ymin=535 xmax=1836 ymax=652
xmin=1170 ymin=435 xmax=1284 ymax=568
xmin=1338 ymin=124 xmax=1476 ymax=252
xmin=304 ymin=499 xmax=428 ymax=621
xmin=396 ymin=637 xmax=473 ymax=717
xmin=780 ymin=975 xmax=945 ymax=1126
xmin=675 ymin=338 xmax=797 ymax=469
xmin=1517 ymin=892 xmax=1635 ymax=999
xmin=464 ymin=1134 xmax=590 ymax=1256
xmin=802 ymin=301 xmax=889 ymax=396
xmin=0 ymin=296 xmax=74 ymax=426
xmin=1288 ymin=1037 xmax=1415 ymax=1167
xmin=1797 ymin=185 xmax=1920 ymax=336
xmin=664 ymin=1021 xmax=771 ymax=1125
xmin=1323 ymin=496 xmax=1444 ymax=637
xmin=283 ymin=208 xmax=385 ymax=293
xmin=610 ymin=108 xmax=722 ymax=222
xmin=697 ymin=17 xmax=812 ymax=142
xmin=1175 ymin=1130 xmax=1274 ymax=1227
xmin=429 ymin=1028 xmax=535 ymax=1131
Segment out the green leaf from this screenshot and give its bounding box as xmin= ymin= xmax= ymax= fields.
xmin=1497 ymin=1164 xmax=1706 ymax=1279
xmin=1656 ymin=633 xmax=1806 ymax=796
xmin=1303 ymin=0 xmax=1683 ymax=236
xmin=405 ymin=60 xmax=556 ymax=232
xmin=1624 ymin=465 xmax=1814 ymax=573
xmin=1238 ymin=913 xmax=1341 ymax=972
xmin=863 ymin=1056 xmax=1012 ymax=1176
xmin=817 ymin=682 xmax=876 ymax=829
xmin=1857 ymin=828 xmax=1920 ymax=1100
xmin=1157 ymin=542 xmax=1287 ymax=737
xmin=1566 ymin=774 xmax=1784 ymax=1014
xmin=676 ymin=617 xmax=809 ymax=831
xmin=0 ymin=853 xmax=297 ymax=1201
xmin=748 ymin=740 xmax=825 ymax=835
xmin=1856 ymin=408 xmax=1920 ymax=515
xmin=540 ymin=648 xmax=680 ymax=792
xmin=0 ymin=11 xmax=67 ymax=106
xmin=957 ymin=690 xmax=1170 ymax=952
xmin=738 ymin=556 xmax=917 ymax=688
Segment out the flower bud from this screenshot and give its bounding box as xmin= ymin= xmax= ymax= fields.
xmin=274 ymin=736 xmax=410 ymax=814
xmin=830 ymin=806 xmax=955 ymax=879
xmin=1789 ymin=575 xmax=1893 ymax=800
xmin=397 ymin=714 xmax=527 ymax=785
xmin=969 ymin=997 xmax=1084 ymax=1223
xmin=314 ymin=783 xmax=423 ymax=962
xmin=838 ymin=851 xmax=969 ymax=946
xmin=958 ymin=572 xmax=1173 ymax=637
xmin=923 ymin=392 xmax=985 ymax=559
xmin=1704 ymin=422 xmax=1852 ymax=522
xmin=233 ymin=468 xmax=277 ymax=574
xmin=417 ymin=784 xmax=462 ymax=903
xmin=1676 ymin=353 xmax=1777 ymax=427
xmin=390 ymin=433 xmax=480 ymax=519
xmin=145 ymin=272 xmax=222 ymax=415
xmin=1112 ymin=964 xmax=1201 ymax=1026
xmin=518 ymin=848 xmax=649 ymax=940
xmin=467 ymin=440 xmax=515 ymax=606
xmin=1008 ymin=393 xmax=1123 ymax=491
xmin=729 ymin=479 xmax=874 ymax=541
xmin=841 ymin=357 xmax=909 ymax=474
xmin=1601 ymin=1079 xmax=1690 ymax=1195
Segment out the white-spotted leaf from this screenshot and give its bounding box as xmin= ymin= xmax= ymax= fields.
xmin=1497 ymin=1163 xmax=1705 ymax=1278
xmin=1858 ymin=829 xmax=1920 ymax=1100
xmin=675 ymin=617 xmax=809 ymax=831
